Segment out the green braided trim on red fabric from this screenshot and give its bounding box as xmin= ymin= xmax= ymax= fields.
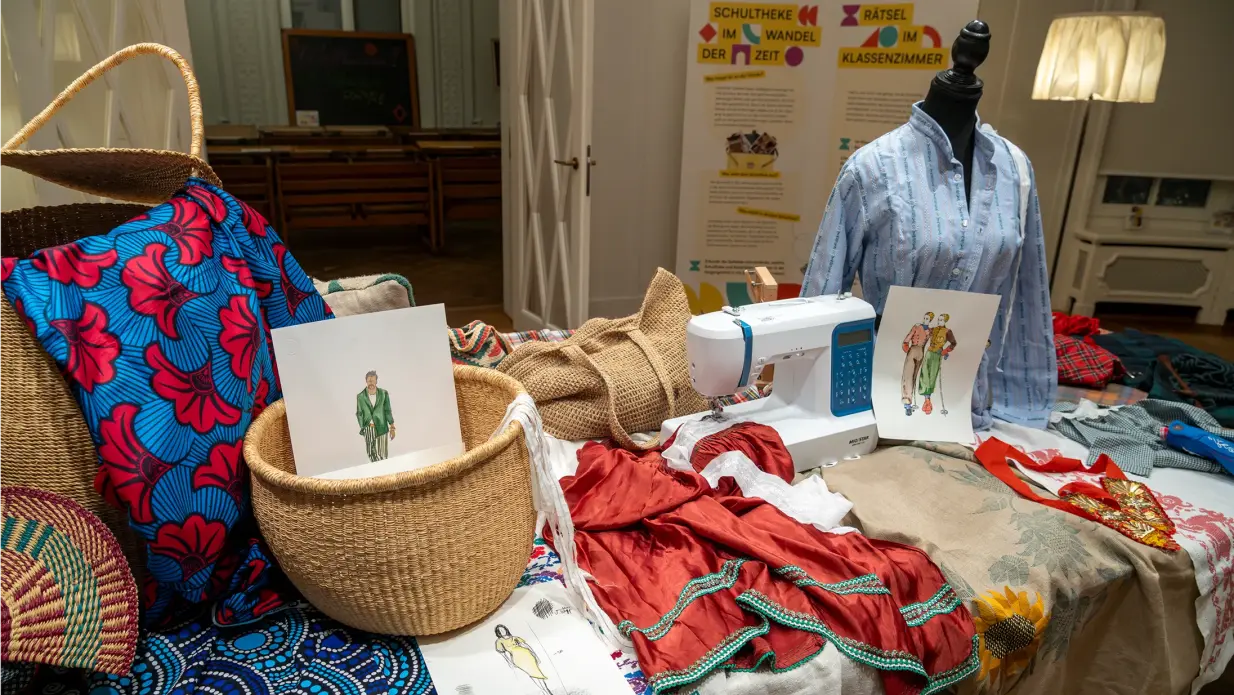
xmin=725 ymin=640 xmax=828 ymax=675
xmin=618 ymin=558 xmax=748 ymax=641
xmin=735 ymin=590 xmax=980 ymax=694
xmin=900 ymin=584 xmax=962 ymax=627
xmin=646 ymin=618 xmax=770 ymax=694
xmin=774 ymin=565 xmax=891 ymax=595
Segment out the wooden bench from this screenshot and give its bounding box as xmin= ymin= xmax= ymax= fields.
xmin=208 ymin=152 xmax=278 ymax=227
xmin=433 ymin=155 xmax=502 ymax=250
xmin=275 ymin=151 xmax=434 ymax=246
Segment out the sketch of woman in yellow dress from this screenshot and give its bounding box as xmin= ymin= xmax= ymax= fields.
xmin=495 ymin=624 xmax=551 ymax=694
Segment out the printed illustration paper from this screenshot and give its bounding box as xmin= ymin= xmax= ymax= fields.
xmin=418 ymin=582 xmax=631 ymax=695
xmin=272 ymin=304 xmax=463 ymax=479
xmin=871 ymin=286 xmax=999 ymax=443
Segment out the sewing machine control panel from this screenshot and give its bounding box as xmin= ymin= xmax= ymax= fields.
xmin=830 ymin=319 xmax=874 ymax=416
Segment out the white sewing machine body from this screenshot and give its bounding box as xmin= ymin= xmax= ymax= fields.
xmin=660 ymin=294 xmax=878 ymax=471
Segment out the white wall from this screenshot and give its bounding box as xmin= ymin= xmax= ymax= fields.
xmin=585 ymin=0 xmax=1096 ymax=317
xmin=588 ymin=0 xmax=692 ymax=317
xmin=186 ymin=0 xmax=287 ymax=126
xmin=1098 ymin=0 xmax=1234 ymax=179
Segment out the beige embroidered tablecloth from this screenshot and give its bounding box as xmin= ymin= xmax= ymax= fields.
xmin=818 ymin=444 xmax=1203 ymax=695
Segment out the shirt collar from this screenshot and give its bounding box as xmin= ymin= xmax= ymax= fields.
xmin=907 ymin=101 xmax=996 ymax=162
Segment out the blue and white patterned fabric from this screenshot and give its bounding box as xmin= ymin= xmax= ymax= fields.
xmin=801 ymin=102 xmax=1057 ymax=430
xmin=19 ymin=540 xmax=649 ymax=695
xmin=88 ymin=602 xmax=432 ymax=695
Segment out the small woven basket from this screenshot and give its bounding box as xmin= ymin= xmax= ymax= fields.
xmin=244 ymin=366 xmax=536 ymax=635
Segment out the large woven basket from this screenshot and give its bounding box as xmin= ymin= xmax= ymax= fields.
xmin=1 ymin=43 xmax=223 ymax=582
xmin=244 ymin=366 xmax=536 ymax=635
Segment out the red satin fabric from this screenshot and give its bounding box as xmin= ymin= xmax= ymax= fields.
xmin=547 ymin=425 xmax=977 ymax=695
xmin=689 ymin=422 xmax=797 ymax=494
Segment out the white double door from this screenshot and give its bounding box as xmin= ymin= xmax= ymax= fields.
xmin=501 ymin=0 xmax=594 ymax=331
xmin=1 ymin=0 xmax=195 ymax=211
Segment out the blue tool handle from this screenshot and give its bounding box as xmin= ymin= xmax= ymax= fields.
xmin=1161 ymin=421 xmax=1234 ymax=475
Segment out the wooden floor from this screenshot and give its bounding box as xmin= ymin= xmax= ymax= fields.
xmin=1096 ymin=305 xmax=1234 ymax=361
xmin=290 ymin=221 xmax=512 ymax=331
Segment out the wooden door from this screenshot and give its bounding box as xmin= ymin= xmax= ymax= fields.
xmin=502 ymin=0 xmax=594 ymax=330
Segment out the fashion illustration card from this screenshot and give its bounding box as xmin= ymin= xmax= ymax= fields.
xmin=871 ymin=286 xmax=1000 ymax=444
xmin=418 ymin=581 xmax=631 ymax=695
xmin=271 ymin=304 xmax=463 ymax=479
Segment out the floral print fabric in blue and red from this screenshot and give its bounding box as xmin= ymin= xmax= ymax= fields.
xmin=1 ymin=180 xmax=332 ymax=626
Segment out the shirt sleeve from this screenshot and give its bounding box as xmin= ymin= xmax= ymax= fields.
xmin=800 ymin=160 xmax=867 ymax=297
xmin=990 ymin=160 xmax=1058 ymax=428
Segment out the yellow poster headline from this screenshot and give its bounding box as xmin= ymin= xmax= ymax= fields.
xmin=845 ymin=3 xmax=914 ymax=25
xmin=737 ymin=206 xmax=800 ymax=221
xmin=720 ymin=170 xmax=781 ymax=179
xmin=838 ymin=47 xmax=946 ymax=69
xmin=704 ymin=69 xmax=766 ymax=82
xmin=708 ymin=2 xmax=798 ymax=25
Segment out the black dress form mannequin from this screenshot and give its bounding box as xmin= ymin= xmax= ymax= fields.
xmin=920 ymin=20 xmax=990 ymax=204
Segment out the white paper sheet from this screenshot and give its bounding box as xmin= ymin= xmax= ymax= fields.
xmin=418 ymin=582 xmax=631 ymax=695
xmin=871 ymin=286 xmax=999 ymax=443
xmin=271 ymin=304 xmax=463 ymax=479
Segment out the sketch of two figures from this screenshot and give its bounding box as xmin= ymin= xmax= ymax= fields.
xmin=900 ymin=312 xmax=956 ymax=416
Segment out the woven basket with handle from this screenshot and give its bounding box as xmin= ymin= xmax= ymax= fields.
xmin=243 ymin=366 xmax=536 ymax=636
xmin=0 ymin=44 xmax=221 ymax=583
xmin=497 ymin=268 xmax=710 ymax=449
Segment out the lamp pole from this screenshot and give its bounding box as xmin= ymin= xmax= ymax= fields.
xmin=1050 ymin=95 xmax=1093 ymax=283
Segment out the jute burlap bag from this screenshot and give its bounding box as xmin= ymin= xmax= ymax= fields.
xmin=498 ymin=268 xmax=709 ymax=448
xmin=0 ymin=43 xmax=221 ymax=582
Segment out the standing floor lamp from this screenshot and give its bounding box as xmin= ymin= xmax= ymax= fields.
xmin=1031 ymin=12 xmax=1166 ymax=277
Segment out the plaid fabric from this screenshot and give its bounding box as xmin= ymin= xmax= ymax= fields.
xmin=717 ymin=385 xmax=766 ymax=406
xmin=1050 ymin=398 xmax=1232 ymax=476
xmin=1057 ymin=384 xmax=1148 ymax=407
xmin=1052 ymin=312 xmax=1102 ymax=338
xmin=501 ymin=328 xmax=575 ymax=351
xmin=1056 ymin=334 xmax=1126 ymax=388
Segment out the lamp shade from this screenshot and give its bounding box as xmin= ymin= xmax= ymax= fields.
xmin=1032 ymin=12 xmax=1165 ymax=103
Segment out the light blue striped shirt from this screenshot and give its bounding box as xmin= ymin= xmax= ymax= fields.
xmin=801 ymin=102 xmax=1056 ymax=430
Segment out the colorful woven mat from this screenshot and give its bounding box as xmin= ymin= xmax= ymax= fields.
xmin=449 ymin=320 xmax=509 ymax=368
xmin=1 ymin=486 xmax=139 ymax=675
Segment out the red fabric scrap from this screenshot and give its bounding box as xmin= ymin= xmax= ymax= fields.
xmin=547 ymin=424 xmax=978 ymax=695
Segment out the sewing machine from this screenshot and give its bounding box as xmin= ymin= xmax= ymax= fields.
xmin=659 ymin=293 xmax=878 ymax=471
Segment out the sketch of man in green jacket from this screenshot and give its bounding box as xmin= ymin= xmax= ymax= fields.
xmin=357 ymin=370 xmax=396 ymax=462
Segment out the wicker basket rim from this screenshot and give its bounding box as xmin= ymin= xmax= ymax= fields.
xmin=244 ymin=366 xmax=528 ymax=496
xmin=0 ymin=150 xmax=223 ymax=187
xmin=3 ymin=147 xmax=210 ymax=157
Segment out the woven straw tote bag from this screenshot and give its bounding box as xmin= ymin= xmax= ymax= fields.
xmin=497 ymin=268 xmax=709 ymax=449
xmin=0 ymin=43 xmax=222 ymax=581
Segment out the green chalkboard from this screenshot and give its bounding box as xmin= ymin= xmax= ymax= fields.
xmin=282 ymin=29 xmax=420 ymax=128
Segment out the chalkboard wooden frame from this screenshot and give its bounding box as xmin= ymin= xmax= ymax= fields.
xmin=281 ymin=29 xmax=421 ymax=129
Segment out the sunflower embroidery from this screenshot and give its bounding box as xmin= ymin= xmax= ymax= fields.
xmin=972 ymin=587 xmax=1049 ymax=692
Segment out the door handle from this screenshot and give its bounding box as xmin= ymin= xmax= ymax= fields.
xmin=553 ymin=157 xmax=579 ymax=169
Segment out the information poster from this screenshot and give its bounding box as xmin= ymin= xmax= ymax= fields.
xmin=674 ymin=1 xmax=977 ymax=312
